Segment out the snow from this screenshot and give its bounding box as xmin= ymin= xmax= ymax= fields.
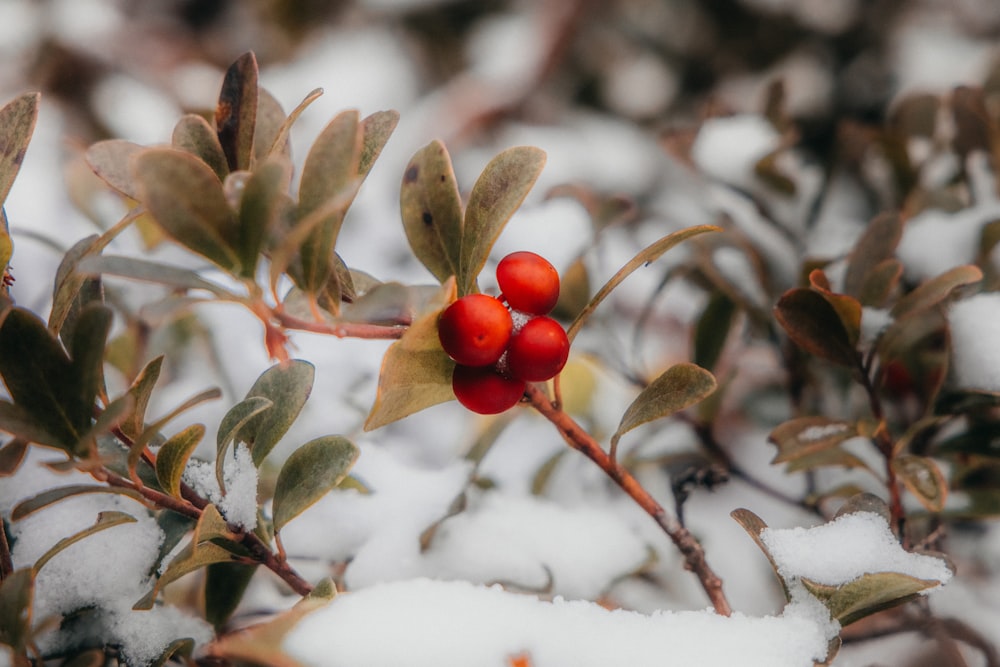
xmin=761 ymin=511 xmax=953 ymax=587
xmin=949 ymin=292 xmax=1000 ymax=392
xmin=896 ymin=203 xmax=1000 ymax=283
xmin=283 ymin=578 xmax=835 ymax=667
xmin=691 ymin=115 xmax=780 ymax=191
xmin=181 ymin=443 xmax=259 ymax=531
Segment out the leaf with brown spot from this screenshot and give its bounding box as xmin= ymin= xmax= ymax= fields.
xmin=400 ymin=141 xmax=463 ymax=284
xmin=216 ymin=52 xmax=258 ymax=172
xmin=0 ymin=92 xmax=39 ymax=208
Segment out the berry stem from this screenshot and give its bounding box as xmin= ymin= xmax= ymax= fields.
xmin=524 ymin=383 xmax=732 ymax=616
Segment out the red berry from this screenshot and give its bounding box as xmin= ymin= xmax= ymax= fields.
xmin=438 ymin=294 xmax=513 ymax=366
xmin=452 ymin=364 xmax=526 ymax=414
xmin=506 ymin=315 xmax=569 ymax=382
xmin=496 ymin=251 xmax=560 ymax=315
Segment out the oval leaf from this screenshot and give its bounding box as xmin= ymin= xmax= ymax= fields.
xmin=217 ymin=396 xmax=273 ymax=489
xmin=611 ymin=363 xmax=717 ymax=451
xmin=77 ymin=254 xmax=235 ymax=298
xmin=459 ymin=146 xmax=546 ymax=295
xmin=730 ymin=508 xmax=790 ymax=600
xmin=774 ymin=287 xmax=859 ymax=367
xmin=172 ymin=113 xmax=229 ymax=182
xmin=844 ymin=212 xmax=902 ymax=300
xmin=238 ymin=159 xmax=291 ymax=278
xmin=359 ymin=109 xmax=399 ymax=178
xmin=768 ymin=416 xmax=859 ymax=464
xmin=237 ymin=360 xmax=315 ymax=466
xmin=132 ymin=148 xmax=241 ymax=272
xmin=85 ymin=139 xmax=144 ymax=200
xmin=567 ymin=225 xmax=719 ymax=342
xmin=156 ymin=424 xmax=207 ymax=498
xmin=272 ymin=435 xmax=359 ymax=532
xmin=34 ymin=511 xmax=137 ymax=573
xmin=891 ymin=264 xmax=983 ymax=320
xmin=120 ymin=355 xmax=164 ymax=441
xmin=400 ymin=141 xmax=464 ymax=284
xmin=0 ymin=92 xmax=39 ymax=207
xmin=801 ymin=571 xmax=943 ymax=627
xmin=892 ymin=454 xmax=947 ymax=512
xmin=365 ymin=280 xmax=457 ymax=430
xmin=216 ymin=52 xmax=258 ymax=172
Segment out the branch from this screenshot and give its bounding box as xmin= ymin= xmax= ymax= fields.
xmin=524 ymin=383 xmax=732 ymax=616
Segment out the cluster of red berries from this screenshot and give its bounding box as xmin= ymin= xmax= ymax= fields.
xmin=438 ymin=252 xmax=570 ymax=414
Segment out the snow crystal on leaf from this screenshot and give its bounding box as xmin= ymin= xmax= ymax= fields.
xmin=760 ymin=511 xmax=952 ymax=587
xmin=219 ymin=444 xmax=259 ymax=531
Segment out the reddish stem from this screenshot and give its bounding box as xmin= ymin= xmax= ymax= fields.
xmin=524 ymin=383 xmax=732 ymax=616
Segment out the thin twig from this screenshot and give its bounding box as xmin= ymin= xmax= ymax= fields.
xmin=524 ymin=383 xmax=731 ymax=616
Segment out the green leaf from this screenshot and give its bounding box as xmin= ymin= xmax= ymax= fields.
xmin=807 ymin=270 xmax=863 ymax=350
xmin=243 ymin=87 xmax=298 ymax=161
xmin=0 ymin=568 xmax=34 ymax=652
xmin=156 ymin=424 xmax=206 ymax=498
xmin=844 ymin=212 xmax=902 ymax=300
xmin=359 ymin=110 xmax=399 ymax=176
xmin=693 ymin=291 xmax=736 ymax=372
xmin=77 ymin=254 xmax=236 ymax=298
xmin=400 ymin=140 xmax=464 ymax=285
xmin=551 ymin=256 xmax=590 ymax=321
xmin=120 ymin=355 xmax=164 ymax=441
xmin=129 ymin=387 xmax=222 ymax=475
xmin=34 ymin=511 xmax=137 ymax=573
xmin=217 ymin=396 xmax=273 ymax=489
xmin=237 ymin=360 xmax=315 ymax=466
xmin=0 ymin=307 xmax=108 ymax=453
xmin=215 ymin=52 xmax=258 ymax=172
xmin=459 ymin=146 xmax=546 ymax=295
xmin=295 ymin=109 xmax=363 ymax=293
xmin=365 ymin=280 xmax=457 ymax=430
xmin=0 ymin=208 xmax=11 ymax=275
xmin=85 ymin=139 xmax=144 ymax=200
xmin=856 ymin=259 xmax=903 ymax=309
xmin=205 ymin=562 xmax=257 ymax=630
xmin=132 ymin=148 xmax=241 ymax=272
xmin=730 ymin=508 xmax=790 ymax=600
xmin=172 ymin=113 xmax=229 ymax=182
xmin=567 ymin=225 xmax=720 ymax=342
xmin=774 ymin=287 xmax=859 ymax=367
xmin=784 ymin=447 xmax=873 ymax=474
xmin=238 ymin=158 xmax=291 ymax=278
xmin=272 ymin=435 xmax=359 ymax=533
xmin=800 ymin=571 xmax=943 ymax=627
xmin=768 ymin=416 xmax=859 ymax=464
xmin=893 ymin=454 xmax=947 ymax=512
xmin=610 ymin=363 xmax=717 ymax=453
xmin=11 ymin=484 xmax=144 ymax=521
xmin=255 ymin=86 xmax=292 ymax=164
xmin=891 ymin=264 xmax=983 ymax=320
xmin=0 ymin=93 xmax=39 ymax=208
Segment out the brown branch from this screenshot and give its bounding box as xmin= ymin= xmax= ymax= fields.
xmin=524 ymin=383 xmax=732 ymax=616
xmin=0 ymin=520 xmax=13 ymax=579
xmin=273 ymin=310 xmax=408 ymax=340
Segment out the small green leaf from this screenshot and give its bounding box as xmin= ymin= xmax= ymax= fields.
xmin=844 ymin=212 xmax=902 ymax=300
xmin=237 ymin=360 xmax=315 ymax=466
xmin=400 ymin=140 xmax=464 ymax=284
xmin=0 ymin=568 xmax=34 ymax=652
xmin=891 ymin=264 xmax=983 ymax=320
xmin=0 ymin=92 xmax=39 ymax=207
xmin=272 ymin=435 xmax=359 ymax=532
xmin=77 ymin=254 xmax=236 ymax=298
xmin=217 ymin=396 xmax=273 ymax=489
xmin=132 ymin=148 xmax=241 ymax=272
xmin=256 ymin=87 xmax=293 ymax=163
xmin=893 ymin=454 xmax=947 ymax=512
xmin=295 ymin=109 xmax=363 ymax=293
xmin=768 ymin=416 xmax=859 ymax=464
xmin=129 ymin=387 xmax=222 ymax=475
xmin=156 ymin=424 xmax=206 ymax=498
xmin=784 ymin=447 xmax=873 ymax=474
xmin=215 ymin=52 xmax=258 ymax=172
xmin=730 ymin=508 xmax=790 ymax=600
xmin=34 ymin=511 xmax=137 ymax=573
xmin=611 ymin=363 xmax=717 ymax=452
xmin=172 ymin=113 xmax=229 ymax=182
xmin=205 ymin=562 xmax=257 ymax=630
xmin=857 ymin=258 xmax=903 ymax=309
xmin=238 ymin=158 xmax=291 ymax=278
xmin=801 ymin=571 xmax=943 ymax=627
xmin=693 ymin=291 xmax=736 ymax=372
xmin=120 ymin=355 xmax=164 ymax=441
xmin=365 ymin=280 xmax=457 ymax=430
xmin=359 ymin=109 xmax=399 ymax=177
xmin=459 ymin=146 xmax=546 ymax=295
xmin=567 ymin=225 xmax=720 ymax=342
xmin=774 ymin=287 xmax=860 ymax=367
xmin=85 ymin=139 xmax=144 ymax=199
xmin=11 ymin=484 xmax=144 ymax=521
